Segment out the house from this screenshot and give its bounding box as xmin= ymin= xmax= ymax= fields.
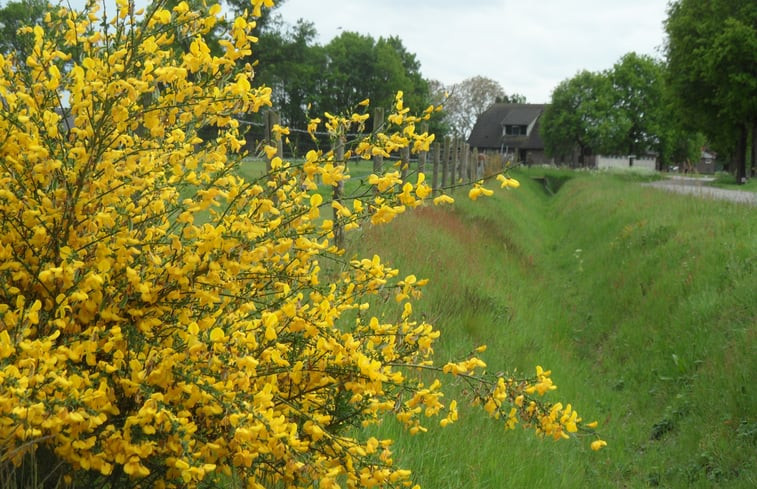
xmin=694 ymin=149 xmax=716 ymax=174
xmin=467 ymin=103 xmax=549 ymax=165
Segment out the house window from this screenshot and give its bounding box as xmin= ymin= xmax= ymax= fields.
xmin=505 ymin=125 xmax=528 ymax=136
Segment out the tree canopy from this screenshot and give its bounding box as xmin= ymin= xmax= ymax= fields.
xmin=436 ymin=76 xmax=526 ymax=138
xmin=541 ymin=53 xmax=702 ymax=169
xmin=609 ymin=53 xmax=666 ymax=158
xmin=0 ymin=0 xmax=47 ymax=58
xmin=442 ymin=76 xmax=505 ymax=138
xmin=319 ymin=32 xmax=428 ymax=116
xmin=248 ymin=15 xmax=521 ymax=143
xmin=250 ymin=23 xmax=432 ymax=151
xmin=665 ymin=0 xmax=757 ymax=181
xmin=253 ymin=17 xmax=326 ymax=131
xmin=540 ymin=70 xmax=621 ymax=164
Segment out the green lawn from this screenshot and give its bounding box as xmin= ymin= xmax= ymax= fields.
xmin=711 ymin=171 xmax=757 ymax=192
xmin=240 ymin=157 xmax=401 ymax=199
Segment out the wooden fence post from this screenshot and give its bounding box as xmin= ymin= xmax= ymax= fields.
xmin=372 ymin=108 xmax=384 ymax=198
xmin=450 ymin=137 xmax=460 ymax=190
xmin=263 ymin=110 xmax=273 ymax=173
xmin=431 ymin=142 xmax=440 ymax=195
xmin=400 ymin=146 xmax=410 ymax=182
xmin=264 ymin=110 xmax=284 ymax=166
xmin=453 ymin=137 xmax=459 ymax=185
xmin=332 ymin=136 xmax=346 ymax=249
xmin=462 ymin=141 xmax=466 ymax=183
xmin=458 ymin=138 xmax=468 ymax=183
xmin=441 ymin=136 xmax=450 ymax=190
xmin=418 ymin=122 xmax=428 ymax=176
xmin=274 ymin=113 xmax=283 ymax=158
xmin=447 ymin=137 xmax=454 ymax=190
xmin=472 ymin=148 xmax=479 ymax=180
xmin=263 ymin=110 xmax=283 ymax=205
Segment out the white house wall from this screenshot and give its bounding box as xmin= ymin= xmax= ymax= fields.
xmin=596 ymin=155 xmax=656 ymax=171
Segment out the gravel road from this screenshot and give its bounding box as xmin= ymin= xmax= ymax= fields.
xmin=644 ymin=176 xmax=757 ymax=206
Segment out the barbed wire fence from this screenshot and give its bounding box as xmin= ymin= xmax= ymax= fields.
xmin=238 ymin=109 xmax=501 ymax=181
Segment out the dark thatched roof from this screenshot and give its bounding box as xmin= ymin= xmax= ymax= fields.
xmin=501 ymin=106 xmax=543 ymax=125
xmin=467 ymin=103 xmax=546 ymax=151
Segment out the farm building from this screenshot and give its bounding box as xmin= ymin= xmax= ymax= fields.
xmin=694 ymin=149 xmax=717 ymax=174
xmin=467 ymin=103 xmax=550 ymax=165
xmin=590 ymin=154 xmax=657 ymax=171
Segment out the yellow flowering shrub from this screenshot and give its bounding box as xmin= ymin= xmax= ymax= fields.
xmin=0 ymin=1 xmax=603 ymax=488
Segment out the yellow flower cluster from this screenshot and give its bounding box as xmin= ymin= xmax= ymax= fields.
xmin=496 ymin=173 xmax=521 ymax=188
xmin=438 ymin=360 xmax=605 ymax=446
xmin=0 ymin=1 xmax=602 ymax=488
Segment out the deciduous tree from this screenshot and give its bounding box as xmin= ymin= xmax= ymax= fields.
xmin=665 ymin=0 xmax=757 ymax=181
xmin=609 ymin=53 xmax=666 ymax=160
xmin=250 ymin=23 xmax=431 ymax=144
xmin=319 ymin=32 xmax=429 ymax=118
xmin=0 ymin=0 xmax=47 ymax=58
xmin=254 ymin=17 xmax=325 ymax=130
xmin=443 ymin=75 xmax=506 ymax=138
xmin=541 ymin=70 xmax=625 ymax=165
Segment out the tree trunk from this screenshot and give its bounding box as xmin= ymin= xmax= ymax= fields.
xmin=736 ymin=124 xmax=747 ymax=184
xmin=751 ymin=120 xmax=756 ymax=177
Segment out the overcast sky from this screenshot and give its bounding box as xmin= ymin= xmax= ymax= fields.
xmin=275 ymin=0 xmax=669 ymax=103
xmin=57 ymin=0 xmax=669 ymax=103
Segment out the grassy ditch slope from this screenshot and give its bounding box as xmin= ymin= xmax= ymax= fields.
xmin=353 ymin=169 xmax=756 ymax=488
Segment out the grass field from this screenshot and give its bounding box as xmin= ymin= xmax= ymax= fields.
xmin=712 ymin=171 xmax=757 ymax=192
xmin=345 ymin=168 xmax=756 ymax=488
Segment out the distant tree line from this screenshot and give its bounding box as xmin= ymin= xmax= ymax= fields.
xmin=253 ymin=20 xmax=431 ymax=129
xmin=247 ymin=8 xmax=525 ymax=143
xmin=540 ymin=53 xmax=697 ymax=170
xmin=2 ymin=0 xmax=750 ymax=177
xmin=541 ymin=0 xmax=756 ymax=177
xmin=0 ymin=0 xmax=526 ymax=147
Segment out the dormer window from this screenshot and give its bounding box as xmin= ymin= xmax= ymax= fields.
xmin=505 ymin=124 xmax=528 ymax=136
